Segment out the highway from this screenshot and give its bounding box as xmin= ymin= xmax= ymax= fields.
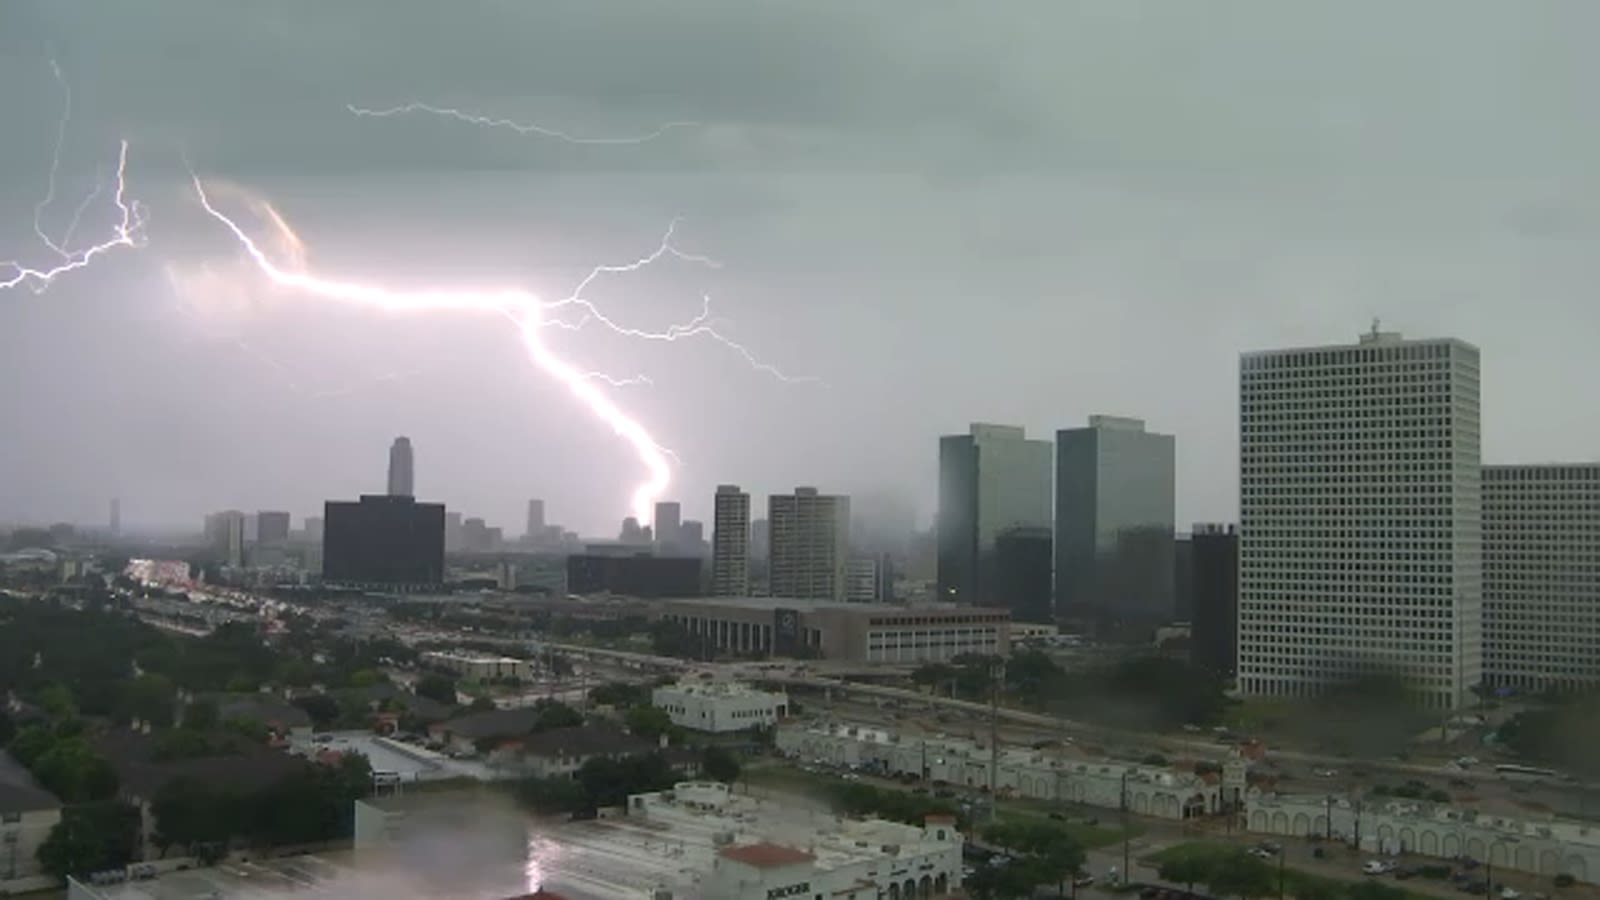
xmin=545 ymin=642 xmax=1506 ymax=786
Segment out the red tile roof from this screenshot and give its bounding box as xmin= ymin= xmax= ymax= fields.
xmin=718 ymin=842 xmax=816 ymax=868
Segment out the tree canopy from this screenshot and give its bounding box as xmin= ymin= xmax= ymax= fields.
xmin=910 ymin=649 xmax=1228 ymax=730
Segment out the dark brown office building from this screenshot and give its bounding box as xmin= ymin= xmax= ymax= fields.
xmin=566 ymin=553 xmax=703 ymax=598
xmin=1189 ymin=523 xmax=1239 ymax=677
xmin=323 ymin=495 xmax=445 ymax=588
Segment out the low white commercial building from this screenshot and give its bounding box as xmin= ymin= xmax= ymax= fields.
xmin=420 ymin=650 xmax=532 ymax=681
xmin=653 ymin=680 xmax=789 ymax=733
xmin=1246 ymin=791 xmax=1600 ymax=883
xmin=775 ymin=720 xmax=1245 ymax=821
xmin=629 ymin=781 xmax=964 ymax=900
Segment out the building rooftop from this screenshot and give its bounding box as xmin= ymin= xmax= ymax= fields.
xmin=0 ymin=748 xmax=60 ymax=814
xmin=719 ymin=842 xmax=816 ymax=868
xmin=94 ymin=728 xmax=309 ymax=799
xmin=656 ymin=680 xmax=787 ymax=699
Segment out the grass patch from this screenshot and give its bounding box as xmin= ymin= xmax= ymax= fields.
xmin=1145 ymin=842 xmax=1435 ymax=900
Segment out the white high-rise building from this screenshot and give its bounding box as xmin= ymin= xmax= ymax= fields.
xmin=1484 ymin=463 xmax=1600 ymax=693
xmin=1238 ymin=328 xmax=1482 ymax=710
xmin=711 ymin=485 xmax=751 ymax=597
xmin=769 ymin=487 xmax=851 ymax=602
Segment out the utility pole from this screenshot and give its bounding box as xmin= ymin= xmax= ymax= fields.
xmin=1121 ymin=770 xmax=1131 ymax=882
xmin=989 ymin=656 xmax=1004 ymax=824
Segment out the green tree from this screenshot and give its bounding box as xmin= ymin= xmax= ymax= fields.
xmin=5 ymin=724 xmax=57 ymax=767
xmin=1207 ymin=850 xmax=1276 ymax=900
xmin=183 ymin=697 xmax=220 ymax=731
xmin=292 ymin=693 xmax=341 ymax=729
xmin=982 ymin=821 xmax=1086 ymax=896
xmin=151 ymin=777 xmax=237 ymax=858
xmin=414 ymin=674 xmax=459 ymax=706
xmin=589 ymin=681 xmax=651 ymax=708
xmin=702 ymin=745 xmax=741 ymax=783
xmin=36 ymin=802 xmax=141 ymax=879
xmin=575 ymin=753 xmax=677 ymax=809
xmin=31 ymin=738 xmax=120 ymax=803
xmin=36 ymin=682 xmax=78 ymax=718
xmin=1158 ymin=854 xmax=1215 ymax=895
xmin=531 ymin=699 xmax=583 ymax=732
xmin=0 ymin=708 xmax=15 ymax=746
xmin=623 ymin=704 xmax=674 ymax=741
xmin=120 ymin=673 xmax=177 ymax=727
xmin=512 ymin=774 xmax=588 ymax=814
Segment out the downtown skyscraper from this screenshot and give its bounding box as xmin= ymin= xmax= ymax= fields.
xmin=937 ymin=423 xmax=1052 ymax=606
xmin=1054 ymin=415 xmax=1177 ymax=622
xmin=387 ymin=436 xmax=414 ymax=497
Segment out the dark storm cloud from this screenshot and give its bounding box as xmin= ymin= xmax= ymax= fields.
xmin=2 ymin=0 xmax=1598 ymax=534
xmin=8 ymin=0 xmax=1040 ymax=179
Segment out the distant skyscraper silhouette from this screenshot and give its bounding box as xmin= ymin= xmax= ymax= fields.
xmin=526 ymin=498 xmax=546 ymax=539
xmin=387 ymin=437 xmax=414 ymax=497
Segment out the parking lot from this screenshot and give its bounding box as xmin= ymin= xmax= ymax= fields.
xmin=288 ymin=731 xmax=497 ymax=782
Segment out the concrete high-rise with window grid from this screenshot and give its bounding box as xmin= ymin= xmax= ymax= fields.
xmin=711 ymin=484 xmax=751 ymax=596
xmin=1238 ymin=328 xmax=1483 ymax=710
xmin=769 ymin=487 xmax=851 ymax=602
xmin=1484 ymin=463 xmax=1600 ymax=693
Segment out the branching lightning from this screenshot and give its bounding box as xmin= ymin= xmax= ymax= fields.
xmin=188 ymin=170 xmax=799 ymax=523
xmin=4 ymin=61 xmax=811 ymax=526
xmin=1 ymin=62 xmax=146 ymax=293
xmin=346 ymin=101 xmax=698 ymax=146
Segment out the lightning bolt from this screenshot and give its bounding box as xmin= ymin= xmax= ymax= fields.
xmin=1 ymin=62 xmax=146 ymax=293
xmin=346 ymin=101 xmax=698 ymax=146
xmin=188 ymin=170 xmax=797 ymax=524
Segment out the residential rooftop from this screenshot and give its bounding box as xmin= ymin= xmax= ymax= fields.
xmin=0 ymin=748 xmax=60 ymax=814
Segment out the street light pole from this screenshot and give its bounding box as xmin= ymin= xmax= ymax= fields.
xmin=1278 ymin=847 xmax=1286 ymax=900
xmin=1486 ymin=838 xmax=1518 ymax=898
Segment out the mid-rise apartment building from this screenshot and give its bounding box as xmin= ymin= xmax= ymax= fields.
xmin=1238 ymin=329 xmax=1483 ymax=709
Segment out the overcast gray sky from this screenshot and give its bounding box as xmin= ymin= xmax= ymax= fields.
xmin=2 ymin=0 xmax=1598 ymax=536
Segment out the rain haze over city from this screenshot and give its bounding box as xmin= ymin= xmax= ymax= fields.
xmin=4 ymin=3 xmax=1600 ymax=900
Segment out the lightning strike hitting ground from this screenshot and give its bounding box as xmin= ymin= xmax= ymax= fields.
xmin=346 ymin=101 xmax=698 ymax=146
xmin=189 ymin=172 xmax=797 ymax=523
